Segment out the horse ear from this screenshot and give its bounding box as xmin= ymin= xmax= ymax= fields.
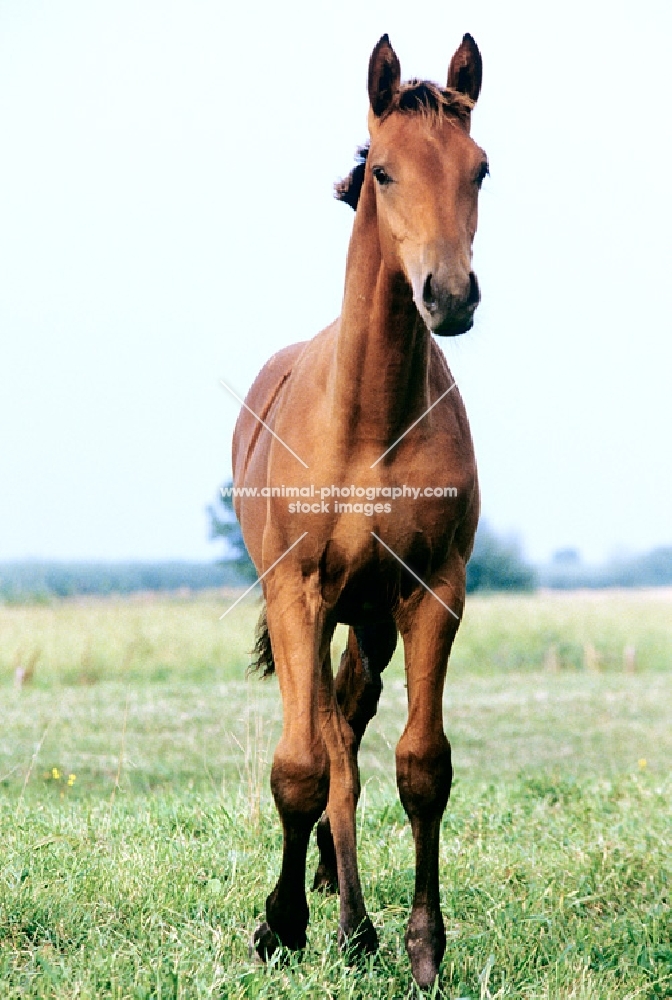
xmin=447 ymin=33 xmax=482 ymax=103
xmin=368 ymin=34 xmax=401 ymax=117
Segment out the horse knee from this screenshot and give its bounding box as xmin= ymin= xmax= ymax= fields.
xmin=396 ymin=734 xmax=452 ymax=819
xmin=271 ymin=737 xmax=330 ymax=824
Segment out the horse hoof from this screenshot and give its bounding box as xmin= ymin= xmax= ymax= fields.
xmin=311 ymin=862 xmax=339 ymax=894
xmin=408 ymin=954 xmax=439 ymax=990
xmin=250 ymin=921 xmax=279 ymax=962
xmin=405 ymin=913 xmax=445 ymax=990
xmin=407 ymin=941 xmax=440 ymax=990
xmin=338 ymin=915 xmax=379 ymax=957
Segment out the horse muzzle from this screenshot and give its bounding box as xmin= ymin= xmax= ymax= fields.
xmin=419 ymin=271 xmax=480 ymax=337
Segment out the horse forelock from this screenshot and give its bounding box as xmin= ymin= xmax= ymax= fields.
xmin=334 ymin=82 xmax=473 ymax=211
xmin=393 ymin=80 xmax=474 ymax=124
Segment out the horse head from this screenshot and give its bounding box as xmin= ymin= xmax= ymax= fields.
xmin=340 ymin=34 xmax=487 ymax=337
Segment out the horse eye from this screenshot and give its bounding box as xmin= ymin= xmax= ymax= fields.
xmin=372 ymin=165 xmax=392 ymax=186
xmin=476 ymin=161 xmax=489 ymax=188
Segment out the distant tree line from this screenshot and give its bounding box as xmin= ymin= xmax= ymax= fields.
xmin=538 ymin=546 xmax=672 ymax=589
xmin=0 ymin=561 xmax=239 ymax=603
xmin=465 ymin=521 xmax=536 ymax=593
xmin=207 ymin=485 xmax=257 ymax=583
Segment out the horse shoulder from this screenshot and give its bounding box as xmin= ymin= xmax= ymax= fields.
xmin=232 ymin=341 xmax=308 ymax=487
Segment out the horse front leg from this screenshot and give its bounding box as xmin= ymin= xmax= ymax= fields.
xmin=252 ymin=574 xmax=331 ymax=959
xmin=396 ymin=577 xmax=464 ymax=989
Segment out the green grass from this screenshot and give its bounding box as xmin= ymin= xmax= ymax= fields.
xmin=0 ymin=590 xmax=671 ymax=998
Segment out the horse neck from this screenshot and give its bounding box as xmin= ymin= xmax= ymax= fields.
xmin=331 ymin=180 xmax=431 ymax=453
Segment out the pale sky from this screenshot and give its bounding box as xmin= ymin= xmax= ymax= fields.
xmin=1 ymin=0 xmax=670 ymax=564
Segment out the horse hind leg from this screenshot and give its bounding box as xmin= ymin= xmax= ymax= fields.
xmin=312 ymin=618 xmax=397 ymax=899
xmin=313 ymin=652 xmax=376 ymax=956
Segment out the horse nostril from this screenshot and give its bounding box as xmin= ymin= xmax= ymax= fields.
xmin=467 ymin=271 xmax=480 ymax=307
xmin=423 ymin=273 xmax=436 ymax=312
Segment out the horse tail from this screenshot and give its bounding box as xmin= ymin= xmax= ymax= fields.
xmin=249 ymin=602 xmax=275 ymax=677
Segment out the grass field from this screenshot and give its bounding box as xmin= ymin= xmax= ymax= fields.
xmin=0 ymin=590 xmax=670 ymax=998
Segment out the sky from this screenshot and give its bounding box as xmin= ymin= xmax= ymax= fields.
xmin=0 ymin=0 xmax=670 ymax=565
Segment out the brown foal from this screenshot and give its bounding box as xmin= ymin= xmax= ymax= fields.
xmin=232 ymin=33 xmax=486 ymax=989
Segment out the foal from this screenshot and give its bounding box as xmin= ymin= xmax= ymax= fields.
xmin=232 ymin=33 xmax=486 ymax=989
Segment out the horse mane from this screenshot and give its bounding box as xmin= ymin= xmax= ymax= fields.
xmin=335 ymin=81 xmax=474 ymax=211
xmin=334 ymin=144 xmax=369 ymax=210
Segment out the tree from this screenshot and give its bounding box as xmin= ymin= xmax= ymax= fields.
xmin=466 ymin=521 xmax=536 ymax=593
xmin=208 ymin=481 xmax=257 ymax=583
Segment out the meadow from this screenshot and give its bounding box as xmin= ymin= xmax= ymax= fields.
xmin=0 ymin=589 xmax=670 ymax=998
